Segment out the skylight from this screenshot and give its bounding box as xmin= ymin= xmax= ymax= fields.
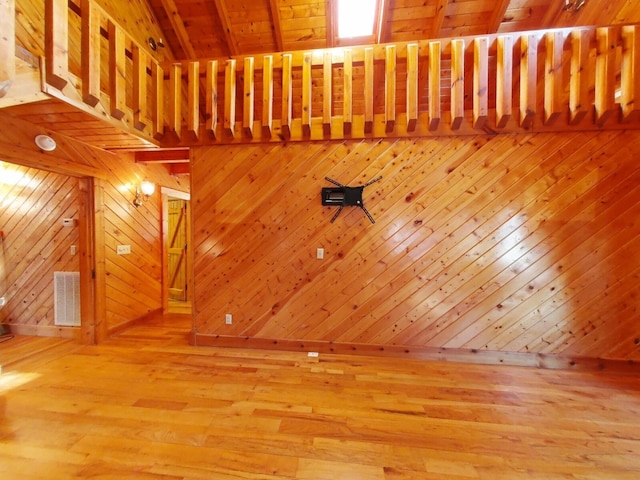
xmin=337 ymin=0 xmax=378 ymax=39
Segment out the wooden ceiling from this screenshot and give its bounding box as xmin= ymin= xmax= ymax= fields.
xmin=148 ymin=0 xmax=640 ymax=60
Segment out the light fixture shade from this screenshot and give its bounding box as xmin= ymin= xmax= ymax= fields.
xmin=140 ymin=180 xmax=155 ymax=196
xmin=35 ymin=134 xmax=57 ymax=152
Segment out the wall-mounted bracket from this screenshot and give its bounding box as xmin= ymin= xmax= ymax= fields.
xmin=321 ymin=176 xmax=382 ymax=223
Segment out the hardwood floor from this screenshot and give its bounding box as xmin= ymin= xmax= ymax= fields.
xmin=1 ymin=315 xmax=640 ymax=479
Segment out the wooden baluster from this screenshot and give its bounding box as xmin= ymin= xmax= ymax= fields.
xmin=450 ymin=39 xmax=464 ymax=130
xmin=621 ymin=26 xmax=640 ymax=122
xmin=473 ymin=37 xmax=489 ymax=129
xmin=281 ymin=54 xmax=292 ymax=139
xmin=187 ymin=61 xmax=199 ymax=139
xmin=595 ymin=27 xmax=617 ymax=126
xmin=151 ymin=60 xmax=164 ymax=139
xmin=428 ymin=41 xmax=441 ymax=131
xmin=262 ymin=55 xmax=273 ymax=137
xmin=302 ymin=52 xmax=312 ymax=137
xmin=45 ymin=0 xmax=68 ymax=90
xmin=496 ymin=35 xmax=513 ymax=128
xmin=243 ymin=57 xmax=254 ymax=138
xmin=385 ymin=45 xmax=396 ymax=133
xmin=224 ymin=58 xmax=236 ymax=138
xmin=152 ymin=62 xmax=164 ymax=139
xmin=133 ymin=46 xmax=149 ymax=131
xmin=108 ymin=21 xmax=126 ymax=120
xmin=170 ymin=63 xmax=182 ymax=139
xmin=343 ymin=49 xmax=353 ymax=135
xmin=520 ymin=34 xmax=538 ymax=129
xmin=569 ymin=29 xmax=590 ymax=125
xmin=364 ymin=47 xmax=374 ymax=133
xmin=323 ymin=51 xmax=332 ymax=136
xmin=206 ymin=60 xmax=218 ymax=138
xmin=544 ymin=31 xmax=564 ymax=125
xmin=80 ymin=0 xmax=99 ymax=106
xmin=406 ymin=44 xmax=418 ymax=132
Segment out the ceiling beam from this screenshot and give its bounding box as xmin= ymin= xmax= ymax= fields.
xmin=212 ymin=0 xmax=238 ymax=56
xmin=158 ymin=0 xmax=196 ymax=59
xmin=169 ymin=163 xmax=190 ymax=175
xmin=325 ymin=0 xmax=334 ymax=48
xmin=432 ymin=0 xmax=449 ymax=38
xmin=377 ymin=0 xmax=389 ymax=44
xmin=488 ymin=0 xmax=512 ymax=33
xmin=135 ymin=149 xmax=190 ymax=163
xmin=268 ymin=0 xmax=284 ymax=51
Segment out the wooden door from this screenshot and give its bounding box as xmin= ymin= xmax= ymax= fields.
xmin=167 ymin=199 xmax=189 ymax=301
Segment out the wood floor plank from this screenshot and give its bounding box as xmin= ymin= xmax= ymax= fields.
xmin=1 ymin=321 xmax=640 ymax=478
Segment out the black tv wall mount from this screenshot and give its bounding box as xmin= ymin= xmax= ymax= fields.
xmin=321 ymin=176 xmax=382 ymax=224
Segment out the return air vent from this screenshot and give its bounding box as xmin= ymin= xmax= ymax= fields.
xmin=54 ymin=272 xmax=80 ymax=327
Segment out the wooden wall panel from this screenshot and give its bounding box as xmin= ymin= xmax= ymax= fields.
xmin=15 ymin=0 xmax=172 ymax=62
xmin=0 ymin=164 xmax=80 ymax=336
xmin=0 ymin=111 xmax=189 ymax=338
xmin=192 ymin=130 xmax=640 ymax=362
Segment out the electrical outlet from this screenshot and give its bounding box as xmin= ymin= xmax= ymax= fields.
xmin=70 ymin=245 xmax=77 ymax=255
xmin=316 ymin=248 xmax=324 ymax=259
xmin=116 ymin=245 xmax=131 ymax=255
xmin=0 ymin=297 xmax=5 ymax=307
xmin=225 ymin=313 xmax=232 ymax=325
xmin=308 ymin=352 xmax=319 ymax=358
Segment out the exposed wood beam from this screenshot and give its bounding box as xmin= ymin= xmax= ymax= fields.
xmin=376 ymin=0 xmax=388 ymax=44
xmin=325 ymin=0 xmax=334 ymax=48
xmin=488 ymin=0 xmax=511 ymax=33
xmin=268 ymin=0 xmax=284 ymax=51
xmin=135 ymin=149 xmax=190 ymax=163
xmin=212 ymin=0 xmax=238 ymax=56
xmin=432 ymin=0 xmax=448 ymax=38
xmin=158 ymin=0 xmax=196 ymax=58
xmin=169 ymin=163 xmax=190 ymax=175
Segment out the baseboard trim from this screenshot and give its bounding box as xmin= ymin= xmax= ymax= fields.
xmin=6 ymin=323 xmax=81 ymax=340
xmin=192 ymin=333 xmax=639 ymax=372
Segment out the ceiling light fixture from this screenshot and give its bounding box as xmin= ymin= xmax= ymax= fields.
xmin=34 ymin=134 xmax=57 ymax=152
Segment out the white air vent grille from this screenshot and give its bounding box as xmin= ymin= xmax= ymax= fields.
xmin=54 ymin=272 xmax=80 ymax=327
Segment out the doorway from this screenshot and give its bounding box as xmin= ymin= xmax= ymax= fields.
xmin=162 ymin=188 xmax=191 ymax=314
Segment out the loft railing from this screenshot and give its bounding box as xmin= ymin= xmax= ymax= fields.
xmin=3 ymin=0 xmax=640 ymax=145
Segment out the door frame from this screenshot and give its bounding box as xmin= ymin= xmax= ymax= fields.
xmin=161 ymin=187 xmax=191 ymax=312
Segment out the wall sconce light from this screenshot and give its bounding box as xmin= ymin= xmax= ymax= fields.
xmin=133 ymin=180 xmax=155 ymax=207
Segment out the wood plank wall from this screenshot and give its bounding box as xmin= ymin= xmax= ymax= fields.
xmin=0 ymin=163 xmax=80 ymax=337
xmin=14 ymin=0 xmax=172 ymax=63
xmin=0 ymin=112 xmax=188 ymax=338
xmin=192 ymin=130 xmax=640 ymax=363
